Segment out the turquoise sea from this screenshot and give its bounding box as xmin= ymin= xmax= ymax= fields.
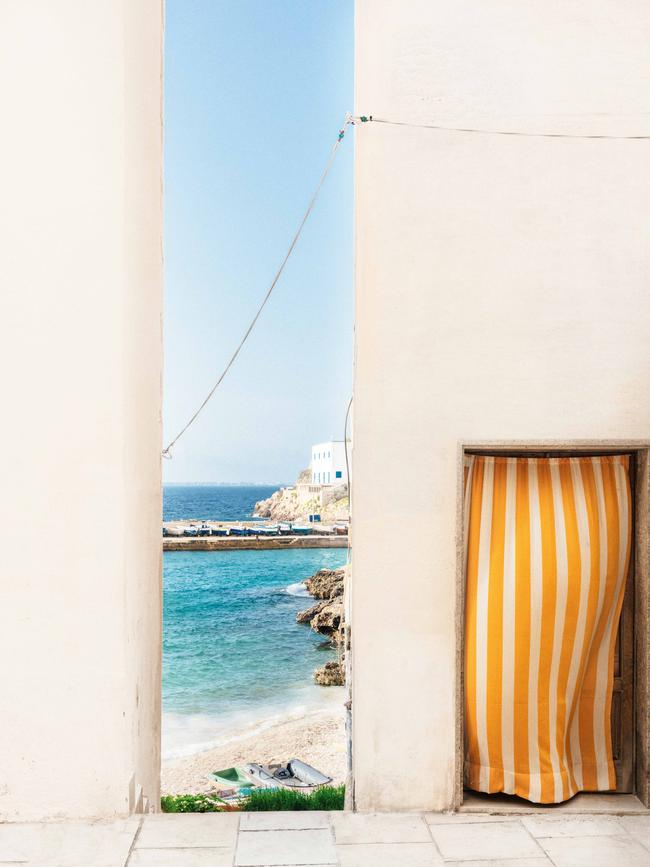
xmin=162 ymin=486 xmax=347 ymax=759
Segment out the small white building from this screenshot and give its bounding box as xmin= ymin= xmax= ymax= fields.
xmin=311 ymin=440 xmax=348 ymax=486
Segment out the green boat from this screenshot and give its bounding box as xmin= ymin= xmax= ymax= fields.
xmin=210 ymin=766 xmax=252 ymax=789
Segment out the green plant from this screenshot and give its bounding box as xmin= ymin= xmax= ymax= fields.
xmin=239 ymin=785 xmax=345 ymax=812
xmin=160 ymin=793 xmax=224 ymax=813
xmin=161 ymin=784 xmax=345 ymax=813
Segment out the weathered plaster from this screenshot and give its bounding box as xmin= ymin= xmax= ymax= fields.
xmin=353 ymin=1 xmax=650 ymax=812
xmin=0 ymin=0 xmax=163 ymax=820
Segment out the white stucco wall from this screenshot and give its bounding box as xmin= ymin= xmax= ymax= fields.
xmin=312 ymin=441 xmax=349 ymax=485
xmin=0 ymin=1 xmax=163 ymax=819
xmin=353 ymin=0 xmax=650 ymax=811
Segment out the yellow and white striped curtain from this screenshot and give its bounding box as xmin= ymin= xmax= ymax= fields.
xmin=464 ymin=454 xmax=631 ymax=804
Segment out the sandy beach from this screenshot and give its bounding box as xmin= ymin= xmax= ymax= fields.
xmin=161 ymin=708 xmax=346 ymax=795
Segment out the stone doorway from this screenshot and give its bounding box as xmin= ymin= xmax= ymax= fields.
xmin=455 ymin=441 xmax=650 ymax=811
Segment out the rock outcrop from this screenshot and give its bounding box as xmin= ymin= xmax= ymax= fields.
xmin=296 ymin=567 xmax=347 ymax=686
xmin=254 ymin=470 xmax=349 ymax=523
xmin=305 ymin=568 xmax=344 ymax=602
xmin=314 ymin=661 xmax=345 ymax=686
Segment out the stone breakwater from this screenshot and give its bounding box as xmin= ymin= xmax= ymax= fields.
xmin=163 ymin=535 xmax=347 ymax=551
xmin=296 ymin=567 xmax=346 ymax=686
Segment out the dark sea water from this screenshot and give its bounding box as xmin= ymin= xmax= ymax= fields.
xmin=163 ymin=484 xmax=282 ymax=522
xmin=162 ymin=484 xmax=347 ymax=759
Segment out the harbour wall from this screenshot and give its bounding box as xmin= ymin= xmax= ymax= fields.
xmin=163 ymin=535 xmax=348 ymax=551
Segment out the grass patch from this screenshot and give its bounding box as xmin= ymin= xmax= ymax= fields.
xmin=161 ymin=785 xmax=345 ymax=813
xmin=240 ymin=785 xmax=345 ymax=811
xmin=161 ymin=793 xmax=224 ymax=813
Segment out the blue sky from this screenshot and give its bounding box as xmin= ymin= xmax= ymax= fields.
xmin=164 ymin=0 xmax=354 ymax=484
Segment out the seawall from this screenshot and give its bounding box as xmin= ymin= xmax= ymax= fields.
xmin=163 ymin=535 xmax=348 ymax=551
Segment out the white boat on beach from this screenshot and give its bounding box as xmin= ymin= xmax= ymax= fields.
xmin=243 ymin=759 xmax=332 ymax=790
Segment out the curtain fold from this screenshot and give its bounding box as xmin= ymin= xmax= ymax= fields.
xmin=464 ymin=454 xmax=631 ymax=803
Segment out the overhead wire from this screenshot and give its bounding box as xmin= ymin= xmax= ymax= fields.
xmin=162 ymin=113 xmax=354 ymax=458
xmin=164 ymin=110 xmax=650 ymax=458
xmin=352 ymin=115 xmax=650 ymax=140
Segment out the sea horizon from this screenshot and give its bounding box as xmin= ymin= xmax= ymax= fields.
xmin=163 ymin=483 xmax=281 ymax=522
xmin=164 ymin=481 xmax=290 ymax=487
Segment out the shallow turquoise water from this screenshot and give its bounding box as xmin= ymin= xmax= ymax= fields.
xmin=162 ymin=547 xmax=347 ymax=757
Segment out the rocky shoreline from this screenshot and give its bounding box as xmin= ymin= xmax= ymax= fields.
xmin=254 ymin=469 xmax=349 ymax=523
xmin=296 ymin=567 xmax=346 ymax=687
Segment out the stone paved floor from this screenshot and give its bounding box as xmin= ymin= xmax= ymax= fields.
xmin=2 ymin=809 xmax=650 ymax=866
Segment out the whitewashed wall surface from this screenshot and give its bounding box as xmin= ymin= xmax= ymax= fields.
xmin=352 ymin=0 xmax=650 ymax=811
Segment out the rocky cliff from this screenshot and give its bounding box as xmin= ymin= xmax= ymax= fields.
xmin=254 ymin=470 xmax=349 ymax=522
xmin=296 ymin=567 xmax=346 ymax=686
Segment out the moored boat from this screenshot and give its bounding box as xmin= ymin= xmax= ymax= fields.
xmin=228 ymin=525 xmax=247 ymax=536
xmin=255 ymin=524 xmax=279 ymax=536
xmin=163 ymin=525 xmax=184 ymax=537
xmin=210 ymin=766 xmax=252 ymax=788
xmin=244 ymin=759 xmax=332 ymax=790
xmin=242 ymin=763 xmax=277 ymax=788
